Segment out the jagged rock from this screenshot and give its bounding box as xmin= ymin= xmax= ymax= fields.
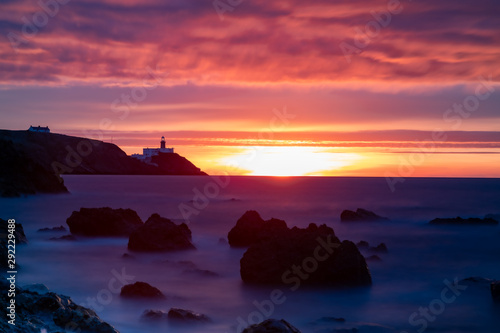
xmin=370 ymin=243 xmax=388 ymax=253
xmin=38 ymin=226 xmax=66 ymax=232
xmin=128 ymin=213 xmax=194 ymax=252
xmin=1 ymin=219 xmax=28 ymax=269
xmin=366 ymin=255 xmax=382 ymax=262
xmin=67 ymin=207 xmax=143 ymax=237
xmin=429 ymin=217 xmax=498 ymax=225
xmin=341 ymin=209 xmax=389 ymax=222
xmin=167 ymin=308 xmax=211 ymax=322
xmin=356 ymin=241 xmax=369 ymax=249
xmin=242 ymin=319 xmax=301 ymax=333
xmin=23 ymin=284 xmax=50 ymax=295
xmin=0 ymin=218 xmax=28 ymax=244
xmin=491 ymin=281 xmax=500 ymax=301
xmin=0 ymin=280 xmax=118 ymax=333
xmin=141 ymin=309 xmax=168 ymax=320
xmin=120 ymin=282 xmax=164 ymax=299
xmin=228 ymin=210 xmax=289 ymax=247
xmin=50 ymin=234 xmax=77 ymax=241
xmin=240 ymin=220 xmax=372 ymax=286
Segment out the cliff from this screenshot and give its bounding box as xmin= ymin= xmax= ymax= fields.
xmin=0 ymin=130 xmax=207 ymax=197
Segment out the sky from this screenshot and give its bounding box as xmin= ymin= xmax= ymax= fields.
xmin=1 ymin=0 xmax=499 ymax=177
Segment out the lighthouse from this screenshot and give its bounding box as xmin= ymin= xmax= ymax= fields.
xmin=160 ymin=136 xmax=166 ymax=149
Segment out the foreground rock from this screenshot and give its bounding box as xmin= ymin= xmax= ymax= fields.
xmin=120 ymin=282 xmax=164 ymax=299
xmin=67 ymin=207 xmax=143 ymax=237
xmin=341 ymin=208 xmax=389 ymax=222
xmin=128 ymin=213 xmax=194 ymax=252
xmin=240 ymin=219 xmax=372 ymax=286
xmin=168 ymin=308 xmax=211 ymax=323
xmin=492 ymin=281 xmax=500 ymax=301
xmin=242 ymin=319 xmax=301 ymax=333
xmin=0 ymin=280 xmax=118 ymax=333
xmin=429 ymin=217 xmax=498 ymax=225
xmin=228 ymin=210 xmax=288 ymax=247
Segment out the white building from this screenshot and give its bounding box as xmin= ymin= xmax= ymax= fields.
xmin=28 ymin=125 xmax=50 ymax=133
xmin=131 ymin=136 xmax=174 ymax=162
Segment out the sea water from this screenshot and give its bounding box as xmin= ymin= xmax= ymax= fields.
xmin=1 ymin=176 xmax=499 ymax=332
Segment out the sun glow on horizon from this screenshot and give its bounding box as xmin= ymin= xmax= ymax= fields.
xmin=220 ymin=146 xmax=362 ymax=177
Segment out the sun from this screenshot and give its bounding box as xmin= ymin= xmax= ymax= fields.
xmin=221 ymin=146 xmax=361 ymax=176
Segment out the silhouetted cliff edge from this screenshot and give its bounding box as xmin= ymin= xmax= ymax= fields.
xmin=0 ymin=129 xmax=207 ymax=197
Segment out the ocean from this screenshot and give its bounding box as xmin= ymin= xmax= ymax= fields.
xmin=2 ymin=176 xmax=500 ymax=333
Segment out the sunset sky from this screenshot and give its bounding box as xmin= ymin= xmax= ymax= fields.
xmin=1 ymin=0 xmax=499 ymax=177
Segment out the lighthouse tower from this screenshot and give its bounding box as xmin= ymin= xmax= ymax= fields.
xmin=160 ymin=136 xmax=166 ymax=149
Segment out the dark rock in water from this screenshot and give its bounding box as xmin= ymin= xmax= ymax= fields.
xmin=429 ymin=217 xmax=498 ymax=225
xmin=0 ymin=280 xmax=118 ymax=333
xmin=356 ymin=241 xmax=369 ymax=249
xmin=38 ymin=225 xmax=66 ymax=232
xmin=182 ymin=268 xmax=219 ymax=277
xmin=366 ymin=255 xmax=382 ymax=262
xmin=492 ymin=281 xmax=500 ymax=301
xmin=128 ymin=213 xmax=194 ymax=252
xmin=49 ymin=234 xmax=77 ymax=241
xmin=122 ymin=253 xmax=135 ymax=259
xmin=67 ymin=207 xmax=143 ymax=237
xmin=0 ymin=219 xmax=28 ymax=269
xmin=218 ymin=237 xmax=228 ymax=244
xmin=242 ymin=319 xmax=301 ymax=333
xmin=370 ymin=243 xmax=388 ymax=253
xmin=341 ymin=209 xmax=389 ymax=222
xmin=121 ymin=281 xmax=165 ymax=299
xmin=141 ymin=309 xmax=169 ymax=321
xmin=0 ymin=218 xmax=28 ymax=244
xmin=228 ymin=210 xmax=289 ymax=247
xmin=240 ymin=221 xmax=372 ymax=286
xmin=167 ymin=308 xmax=211 ymax=323
xmin=485 ymin=214 xmax=500 ymax=221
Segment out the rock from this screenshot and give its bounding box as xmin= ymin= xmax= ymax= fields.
xmin=67 ymin=207 xmax=143 ymax=237
xmin=228 ymin=210 xmax=289 ymax=247
xmin=50 ymin=234 xmax=77 ymax=241
xmin=141 ymin=309 xmax=168 ymax=320
xmin=0 ymin=218 xmax=28 ymax=244
xmin=38 ymin=225 xmax=66 ymax=232
xmin=0 ymin=280 xmax=118 ymax=333
xmin=356 ymin=241 xmax=369 ymax=249
xmin=122 ymin=253 xmax=135 ymax=259
xmin=128 ymin=213 xmax=194 ymax=252
xmin=23 ymin=283 xmax=50 ymax=295
xmin=182 ymin=268 xmax=219 ymax=277
xmin=429 ymin=217 xmax=498 ymax=225
xmin=240 ymin=221 xmax=372 ymax=286
xmin=167 ymin=308 xmax=211 ymax=323
xmin=218 ymin=237 xmax=228 ymax=244
xmin=0 ymin=219 xmax=28 ymax=270
xmin=120 ymin=281 xmax=165 ymax=299
xmin=366 ymin=255 xmax=382 ymax=262
xmin=0 ymin=136 xmax=68 ymax=197
xmin=341 ymin=209 xmax=389 ymax=222
xmin=370 ymin=243 xmax=388 ymax=253
xmin=242 ymin=319 xmax=301 ymax=333
xmin=491 ymin=281 xmax=500 ymax=301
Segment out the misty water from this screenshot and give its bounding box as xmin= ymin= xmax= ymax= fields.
xmin=2 ymin=176 xmax=500 ymax=333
